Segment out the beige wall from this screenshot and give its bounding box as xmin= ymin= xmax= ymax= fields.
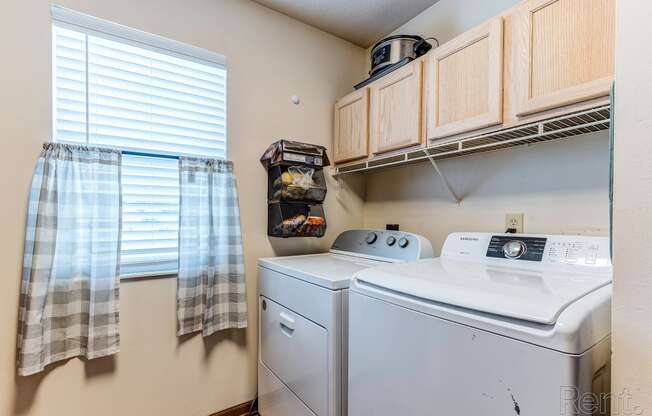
xmin=362 ymin=0 xmax=610 ymax=252
xmin=612 ymin=0 xmax=652 ymax=413
xmin=364 ymin=132 xmax=610 ymax=254
xmin=387 ymin=0 xmax=520 ymax=43
xmin=0 ymin=1 xmax=365 ymax=415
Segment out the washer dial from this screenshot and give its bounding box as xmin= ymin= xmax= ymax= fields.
xmin=503 ymin=240 xmax=526 ymax=259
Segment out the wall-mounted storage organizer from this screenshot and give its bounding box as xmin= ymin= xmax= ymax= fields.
xmin=261 ymin=140 xmax=329 ymax=238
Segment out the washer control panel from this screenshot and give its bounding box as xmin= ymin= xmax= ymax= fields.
xmin=442 ymin=232 xmax=610 ymax=267
xmin=331 ymin=229 xmax=433 ymax=261
xmin=486 ymin=236 xmax=547 ymax=262
xmin=546 ymin=239 xmax=602 ymax=265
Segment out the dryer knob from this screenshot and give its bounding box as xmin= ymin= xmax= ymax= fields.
xmin=398 ymin=237 xmax=409 ymax=248
xmin=386 ymin=236 xmax=397 ymax=246
xmin=365 ymin=232 xmax=378 ymax=244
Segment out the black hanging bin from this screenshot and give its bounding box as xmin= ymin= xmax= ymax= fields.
xmin=261 ymin=140 xmax=330 ymax=238
xmin=267 ymin=165 xmax=327 ymax=203
xmin=267 ymin=202 xmax=327 ymax=238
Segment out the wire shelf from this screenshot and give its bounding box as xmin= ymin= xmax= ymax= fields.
xmin=333 ymin=104 xmax=611 ymax=176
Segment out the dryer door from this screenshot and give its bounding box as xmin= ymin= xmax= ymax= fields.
xmin=260 ymin=296 xmax=328 ymax=416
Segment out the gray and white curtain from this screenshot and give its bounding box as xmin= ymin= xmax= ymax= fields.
xmin=177 ymin=157 xmax=247 ymax=337
xmin=18 ymin=143 xmax=122 ymax=376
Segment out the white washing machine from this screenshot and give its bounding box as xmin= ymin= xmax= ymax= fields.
xmin=257 ymin=229 xmax=433 ymax=416
xmin=348 ymin=232 xmax=612 ymax=416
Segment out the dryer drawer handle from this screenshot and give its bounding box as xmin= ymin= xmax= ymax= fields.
xmin=279 ymin=312 xmax=296 ymax=334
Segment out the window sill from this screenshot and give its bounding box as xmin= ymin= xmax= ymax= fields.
xmin=120 ymin=271 xmax=178 ymax=281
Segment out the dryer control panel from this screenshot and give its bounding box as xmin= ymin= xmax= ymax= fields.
xmin=330 ymin=229 xmax=434 ymax=262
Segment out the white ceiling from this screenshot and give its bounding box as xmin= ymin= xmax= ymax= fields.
xmin=252 ymin=0 xmax=441 ymax=48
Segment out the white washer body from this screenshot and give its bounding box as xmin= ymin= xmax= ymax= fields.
xmin=348 ymin=232 xmax=613 ymax=416
xmin=257 ymin=229 xmax=433 ymax=416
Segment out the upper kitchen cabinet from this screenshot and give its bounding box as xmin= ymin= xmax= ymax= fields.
xmin=369 ymin=59 xmax=425 ymax=154
xmin=426 ymin=17 xmax=504 ymax=140
xmin=512 ymin=0 xmax=615 ymax=117
xmin=333 ymin=88 xmax=369 ymax=164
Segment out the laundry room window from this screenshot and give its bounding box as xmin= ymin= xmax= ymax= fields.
xmin=52 ymin=6 xmax=227 ymax=278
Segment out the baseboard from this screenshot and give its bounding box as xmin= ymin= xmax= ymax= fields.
xmin=209 ymin=400 xmax=253 ymax=416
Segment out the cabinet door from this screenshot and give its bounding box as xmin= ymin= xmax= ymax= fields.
xmin=512 ymin=0 xmax=615 ymax=117
xmin=370 ymin=60 xmax=424 ymax=154
xmin=426 ymin=17 xmax=504 ymax=139
xmin=333 ymin=89 xmax=369 ymax=164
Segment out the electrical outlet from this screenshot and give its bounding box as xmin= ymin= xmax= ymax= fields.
xmin=505 ymin=213 xmax=524 ymax=233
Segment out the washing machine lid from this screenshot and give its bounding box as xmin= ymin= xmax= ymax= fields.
xmin=258 ymin=253 xmax=389 ymax=290
xmin=353 ymin=257 xmax=612 ymax=325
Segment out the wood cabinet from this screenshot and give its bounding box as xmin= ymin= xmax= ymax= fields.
xmin=426 ymin=17 xmax=504 ymax=139
xmin=333 ymin=89 xmax=369 ymax=163
xmin=369 ymin=60 xmax=425 ymax=154
xmin=332 ymin=0 xmax=616 ymax=165
xmin=512 ymin=0 xmax=615 ymax=116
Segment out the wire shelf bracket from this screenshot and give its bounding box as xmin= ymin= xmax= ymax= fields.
xmin=426 ymin=155 xmax=462 ymax=204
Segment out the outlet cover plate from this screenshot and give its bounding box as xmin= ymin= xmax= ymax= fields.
xmin=505 ymin=213 xmax=524 ymax=233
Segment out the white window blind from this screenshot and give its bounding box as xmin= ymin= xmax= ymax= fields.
xmin=52 ymin=9 xmax=227 ymax=277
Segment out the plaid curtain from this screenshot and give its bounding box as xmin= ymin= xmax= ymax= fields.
xmin=17 ymin=143 xmax=122 ymax=376
xmin=177 ymin=157 xmax=247 ymax=337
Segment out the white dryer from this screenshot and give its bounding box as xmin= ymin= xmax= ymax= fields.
xmin=348 ymin=232 xmax=612 ymax=416
xmin=257 ymin=229 xmax=433 ymax=416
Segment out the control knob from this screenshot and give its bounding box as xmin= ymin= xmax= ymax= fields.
xmin=503 ymin=240 xmax=526 ymax=259
xmin=365 ymin=232 xmax=378 ymax=244
xmin=398 ymin=237 xmax=409 ymax=248
xmin=386 ymin=236 xmax=396 ymax=246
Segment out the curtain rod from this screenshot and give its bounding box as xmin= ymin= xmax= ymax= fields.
xmin=47 ymin=143 xmax=225 ymax=161
xmin=122 ymin=150 xmax=179 ymax=160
